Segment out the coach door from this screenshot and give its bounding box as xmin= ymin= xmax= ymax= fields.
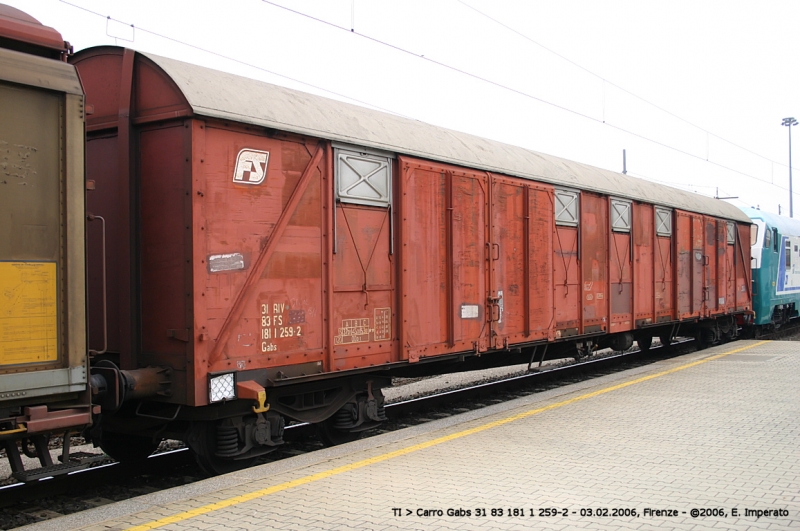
xmin=331 ymin=146 xmax=395 ymax=370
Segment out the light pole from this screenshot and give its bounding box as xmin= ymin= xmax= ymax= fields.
xmin=783 ymin=117 xmax=798 ymax=217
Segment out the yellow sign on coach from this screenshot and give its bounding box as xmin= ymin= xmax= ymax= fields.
xmin=0 ymin=261 xmax=58 ymax=366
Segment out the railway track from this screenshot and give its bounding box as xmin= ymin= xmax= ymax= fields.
xmin=1 ymin=330 xmax=797 ymax=530
xmin=0 ymin=339 xmax=692 ymax=529
xmin=755 ymin=319 xmax=800 ymax=341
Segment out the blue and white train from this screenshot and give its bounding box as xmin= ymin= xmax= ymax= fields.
xmin=742 ymin=207 xmax=800 ymax=329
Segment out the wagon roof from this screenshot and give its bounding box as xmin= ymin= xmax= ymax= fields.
xmin=142 ymin=51 xmax=749 ymax=223
xmin=0 ymin=4 xmax=67 ymax=53
xmin=741 ymin=207 xmax=800 ymax=237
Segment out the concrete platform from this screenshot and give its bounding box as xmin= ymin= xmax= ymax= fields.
xmin=19 ymin=340 xmax=799 ymax=531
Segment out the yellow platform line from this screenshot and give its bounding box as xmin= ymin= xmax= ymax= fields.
xmin=127 ymin=340 xmax=769 ymax=531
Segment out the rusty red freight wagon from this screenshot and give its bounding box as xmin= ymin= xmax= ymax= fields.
xmin=71 ymin=46 xmax=752 ymax=473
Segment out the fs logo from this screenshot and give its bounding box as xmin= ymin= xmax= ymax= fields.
xmin=232 ymin=149 xmax=269 ymax=185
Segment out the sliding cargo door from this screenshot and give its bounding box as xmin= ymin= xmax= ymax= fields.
xmin=526 ymin=185 xmax=555 ymax=340
xmin=489 ymin=178 xmax=563 ymax=347
xmin=633 ymin=203 xmax=655 ymax=327
xmin=399 ymin=157 xmax=488 ymax=361
xmin=331 ymin=146 xmax=395 ymax=370
xmin=489 ymin=177 xmax=527 ymax=348
xmin=580 ymin=193 xmax=609 ymax=335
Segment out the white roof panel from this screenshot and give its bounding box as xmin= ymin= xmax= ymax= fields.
xmin=142 ymin=51 xmax=750 ymax=224
xmin=741 ymin=207 xmax=800 ymax=237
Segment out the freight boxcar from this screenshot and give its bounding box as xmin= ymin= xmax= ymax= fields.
xmin=0 ymin=5 xmax=94 ymax=481
xmin=742 ymin=207 xmax=800 ymax=329
xmin=71 ymin=46 xmax=752 ymax=474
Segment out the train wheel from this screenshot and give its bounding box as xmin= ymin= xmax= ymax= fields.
xmin=695 ymin=329 xmax=714 ymax=350
xmin=100 ymin=432 xmax=159 ymax=463
xmin=659 ymin=335 xmax=673 ymax=347
xmin=721 ymin=327 xmax=737 ymax=343
xmin=315 ymin=417 xmax=361 ymax=447
xmin=637 ymin=336 xmax=653 ymax=352
xmin=189 ymin=422 xmax=256 ymax=476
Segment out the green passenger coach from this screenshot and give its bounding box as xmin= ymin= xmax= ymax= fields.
xmin=743 ymin=207 xmax=800 ymax=328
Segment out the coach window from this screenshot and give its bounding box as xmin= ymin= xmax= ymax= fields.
xmin=655 ymin=207 xmax=672 ymax=237
xmin=610 ymin=199 xmax=632 ymax=232
xmin=555 ymin=189 xmax=579 ymax=226
xmin=785 ymin=240 xmax=791 ymax=269
xmin=764 ymin=227 xmax=771 ymax=249
xmin=333 ymin=145 xmax=392 ymax=208
xmin=773 ymin=228 xmax=779 ymax=252
xmin=726 ymin=222 xmax=735 ymax=245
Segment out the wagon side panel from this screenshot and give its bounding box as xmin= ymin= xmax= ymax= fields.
xmin=331 ymin=197 xmax=394 ymax=370
xmin=655 ymin=232 xmax=674 ymax=321
xmin=691 ymin=214 xmax=705 ymax=316
xmin=450 ymin=170 xmax=489 ymax=350
xmin=527 ymin=185 xmax=555 ymax=340
xmin=400 ymin=162 xmax=448 ymax=360
xmin=716 ymin=220 xmax=733 ymax=315
xmin=490 ymin=176 xmax=527 ymax=347
xmin=703 ymin=216 xmax=719 ymax=315
xmin=138 ymin=124 xmax=191 ymax=359
xmin=675 ymin=211 xmax=695 ymax=319
xmin=190 ymin=129 xmax=327 ymax=405
xmin=579 ymin=192 xmax=608 ymax=335
xmin=633 ymin=202 xmax=655 ymax=327
xmin=137 ymin=122 xmax=193 ymax=404
xmin=735 ymin=223 xmax=753 ymax=312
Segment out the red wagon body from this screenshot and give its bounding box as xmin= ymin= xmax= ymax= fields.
xmin=71 ymin=46 xmax=752 ymax=471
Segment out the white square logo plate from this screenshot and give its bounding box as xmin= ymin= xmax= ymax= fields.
xmin=233 ymin=149 xmax=269 ymax=185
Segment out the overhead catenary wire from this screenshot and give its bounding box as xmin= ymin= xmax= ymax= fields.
xmin=456 ymin=0 xmax=794 ymax=172
xmin=58 ymin=0 xmax=794 ymax=197
xmin=627 ymin=173 xmax=752 ymax=208
xmin=259 ymin=0 xmax=794 ymax=191
xmin=58 ymin=0 xmax=415 ymax=119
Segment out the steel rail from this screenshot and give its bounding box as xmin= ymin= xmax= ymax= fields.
xmin=0 ymin=337 xmax=689 ymax=511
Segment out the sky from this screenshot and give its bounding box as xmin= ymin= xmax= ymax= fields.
xmin=8 ymin=0 xmax=800 ymax=217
